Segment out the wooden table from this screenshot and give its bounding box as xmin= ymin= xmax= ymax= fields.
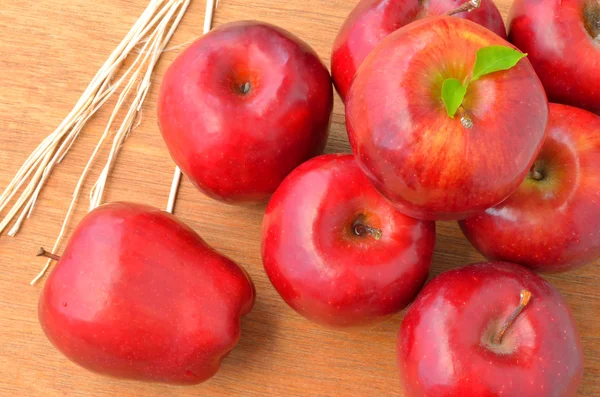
xmin=0 ymin=1 xmax=598 ymax=396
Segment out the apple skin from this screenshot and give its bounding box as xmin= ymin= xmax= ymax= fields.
xmin=158 ymin=21 xmax=333 ymax=203
xmin=262 ymin=154 xmax=435 ymax=327
xmin=38 ymin=202 xmax=255 ymax=384
xmin=345 ymin=16 xmax=548 ymax=221
xmin=398 ymin=261 xmax=583 ymax=397
xmin=331 ymin=0 xmax=507 ymax=101
xmin=459 ymin=104 xmax=600 ymax=273
xmin=508 ymin=0 xmax=600 ymax=115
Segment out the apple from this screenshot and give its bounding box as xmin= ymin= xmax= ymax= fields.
xmin=398 ymin=261 xmax=584 ymax=396
xmin=345 ymin=16 xmax=548 ymax=221
xmin=262 ymin=154 xmax=435 ymax=327
xmin=158 ymin=21 xmax=333 ymax=203
xmin=508 ymin=0 xmax=600 ymax=115
xmin=332 ymin=0 xmax=507 ymax=101
xmin=38 ymin=202 xmax=255 ymax=384
xmin=459 ymin=103 xmax=600 ymax=273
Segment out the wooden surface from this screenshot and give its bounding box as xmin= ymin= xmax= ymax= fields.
xmin=0 ymin=1 xmax=598 ymax=396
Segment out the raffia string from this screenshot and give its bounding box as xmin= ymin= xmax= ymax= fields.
xmin=166 ymin=0 xmax=217 ymax=214
xmin=0 ymin=0 xmax=192 ymax=285
xmin=88 ymin=0 xmax=192 ymax=211
xmin=29 ymin=1 xmax=194 ymax=287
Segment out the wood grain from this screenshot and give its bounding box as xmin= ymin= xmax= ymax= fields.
xmin=0 ymin=0 xmax=598 ymax=396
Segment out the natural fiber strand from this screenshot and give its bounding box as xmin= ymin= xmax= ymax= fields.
xmin=23 ymin=0 xmax=191 ymax=285
xmin=166 ymin=0 xmax=217 ymax=214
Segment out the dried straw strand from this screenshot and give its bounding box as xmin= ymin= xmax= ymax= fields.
xmin=22 ymin=0 xmax=191 ymax=285
xmin=89 ymin=0 xmax=192 ymax=211
xmin=166 ymin=0 xmax=217 ymax=214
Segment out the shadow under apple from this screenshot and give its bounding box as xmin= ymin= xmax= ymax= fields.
xmin=213 ymin=289 xmax=280 ymax=380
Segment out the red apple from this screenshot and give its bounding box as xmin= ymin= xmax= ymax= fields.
xmin=332 ymin=0 xmax=507 ymax=101
xmin=508 ymin=0 xmax=600 ymax=115
xmin=262 ymin=154 xmax=435 ymax=327
xmin=398 ymin=261 xmax=583 ymax=396
xmin=459 ymin=104 xmax=600 ymax=273
xmin=158 ymin=21 xmax=333 ymax=203
xmin=39 ymin=202 xmax=255 ymax=384
xmin=345 ymin=16 xmax=548 ymax=221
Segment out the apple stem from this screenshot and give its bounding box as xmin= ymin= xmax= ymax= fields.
xmin=531 ymin=169 xmax=544 ymax=181
xmin=460 ymin=115 xmax=473 ymax=129
xmin=583 ymin=1 xmax=600 ymax=40
xmin=353 ymin=218 xmax=383 ymax=240
xmin=530 ymin=162 xmax=545 ymax=181
xmin=446 ymin=0 xmax=482 ymax=16
xmin=36 ymin=247 xmax=61 ymax=262
xmin=239 ymin=82 xmax=251 ymax=95
xmin=458 ymin=107 xmax=474 ymax=129
xmin=493 ymin=289 xmax=532 ymax=345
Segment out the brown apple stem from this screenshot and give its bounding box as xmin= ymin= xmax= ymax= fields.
xmin=583 ymin=1 xmax=600 ymax=40
xmin=493 ymin=290 xmax=532 ymax=345
xmin=460 ymin=115 xmax=473 ymax=129
xmin=236 ymin=81 xmax=252 ymax=95
xmin=458 ymin=106 xmax=474 ymax=129
xmin=37 ymin=247 xmax=61 ymax=262
xmin=531 ymin=169 xmax=544 ymax=181
xmin=530 ymin=162 xmax=545 ymax=181
xmin=353 ymin=218 xmax=383 ymax=240
xmin=446 ymin=0 xmax=482 ymax=16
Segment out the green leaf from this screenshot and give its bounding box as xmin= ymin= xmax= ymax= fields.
xmin=471 ymin=46 xmax=527 ymax=82
xmin=441 ymin=78 xmax=467 ymax=118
